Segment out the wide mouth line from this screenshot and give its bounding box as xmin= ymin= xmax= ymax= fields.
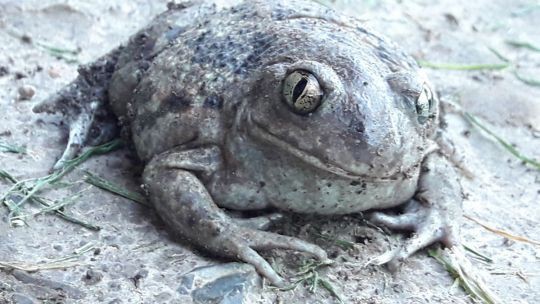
xmin=248 ymin=118 xmax=408 ymax=182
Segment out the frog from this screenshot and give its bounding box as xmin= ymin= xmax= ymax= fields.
xmin=34 ymin=0 xmax=462 ymax=286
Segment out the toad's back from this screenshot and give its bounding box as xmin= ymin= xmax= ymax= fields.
xmin=107 ymin=1 xmax=269 ymax=160
xmin=107 ymin=0 xmax=416 ymax=161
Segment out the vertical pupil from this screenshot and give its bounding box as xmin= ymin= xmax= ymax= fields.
xmin=292 ymin=78 xmax=308 ymax=104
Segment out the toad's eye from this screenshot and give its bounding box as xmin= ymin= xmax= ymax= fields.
xmin=416 ymin=83 xmax=433 ymax=124
xmin=282 ymin=70 xmax=323 ymax=115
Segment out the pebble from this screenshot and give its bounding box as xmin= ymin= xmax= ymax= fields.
xmin=17 ymin=85 xmax=36 ymax=101
xmin=11 ymin=293 xmax=36 ymax=304
xmin=177 ymin=262 xmax=261 ymax=304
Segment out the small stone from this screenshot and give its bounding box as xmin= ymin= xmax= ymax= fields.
xmin=11 ymin=293 xmax=36 ymax=304
xmin=82 ymin=269 xmax=103 ymax=285
xmin=178 ymin=262 xmax=261 ymax=304
xmin=48 ymin=67 xmax=61 ymax=78
xmin=17 ymin=85 xmax=36 ymax=101
xmin=0 ymin=66 xmax=8 ymax=77
xmin=21 ymin=34 xmax=32 ymax=44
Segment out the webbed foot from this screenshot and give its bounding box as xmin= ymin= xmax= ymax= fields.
xmin=210 ymin=225 xmax=329 ymax=286
xmin=367 ymin=152 xmax=462 ymax=269
xmin=33 ymin=80 xmax=118 ymax=170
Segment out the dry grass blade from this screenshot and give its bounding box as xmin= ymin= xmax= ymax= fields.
xmin=464 ymin=113 xmax=540 ymax=170
xmin=428 ymin=247 xmax=500 ymax=304
xmin=0 ymin=260 xmax=82 ymax=271
xmin=0 ymin=243 xmax=95 ymax=271
xmin=418 ymin=60 xmax=510 ymax=71
xmin=465 ymin=215 xmax=540 ymax=246
xmin=84 ymin=171 xmax=150 ymax=207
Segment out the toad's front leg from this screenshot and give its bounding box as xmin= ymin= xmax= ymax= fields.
xmin=370 ymin=151 xmax=462 ymax=267
xmin=142 ymin=146 xmax=328 ymax=286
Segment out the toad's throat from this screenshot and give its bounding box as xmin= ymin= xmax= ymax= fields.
xmin=248 ymin=120 xmax=408 ymax=182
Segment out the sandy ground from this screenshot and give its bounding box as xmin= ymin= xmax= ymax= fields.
xmin=0 ymin=0 xmax=539 ymax=303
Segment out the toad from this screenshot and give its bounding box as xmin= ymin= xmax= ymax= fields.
xmin=35 ymin=0 xmax=462 ymax=286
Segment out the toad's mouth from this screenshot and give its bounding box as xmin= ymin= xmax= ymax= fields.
xmin=248 ymin=120 xmax=419 ymax=182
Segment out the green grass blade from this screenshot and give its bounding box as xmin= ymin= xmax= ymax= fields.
xmin=428 ymin=248 xmax=499 ymax=304
xmin=0 ymin=169 xmax=17 ymax=184
xmin=463 ymin=245 xmax=493 ymax=263
xmin=418 ymin=60 xmax=510 ymax=71
xmin=487 ymin=47 xmax=510 ymax=63
xmin=84 ymin=171 xmax=150 ymax=207
xmin=0 ymin=142 xmax=26 ymax=154
xmin=36 ymin=188 xmax=88 ymax=214
xmin=464 ymin=113 xmax=540 ymax=170
xmin=319 ymin=278 xmax=344 ymax=304
xmin=513 ymin=70 xmax=540 ymax=87
xmin=505 ymin=40 xmax=540 ymax=52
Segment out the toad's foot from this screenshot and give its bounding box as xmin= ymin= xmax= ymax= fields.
xmin=143 ymin=146 xmax=328 ymax=287
xmin=367 ymin=152 xmax=462 ymax=269
xmin=33 ymin=52 xmax=121 ymax=171
xmin=209 ymin=225 xmax=328 ymax=286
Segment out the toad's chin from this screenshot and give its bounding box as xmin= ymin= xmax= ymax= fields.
xmin=247 ymin=119 xmax=421 ymax=182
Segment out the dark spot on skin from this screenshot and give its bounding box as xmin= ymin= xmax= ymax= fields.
xmin=134 ymin=32 xmax=157 ymax=60
xmin=203 ymin=95 xmax=223 ymax=109
xmin=259 ymin=181 xmax=266 ymax=187
xmin=163 ymin=92 xmax=191 ymax=109
xmin=350 ymin=119 xmax=365 ymax=134
xmin=136 ymin=89 xmax=192 ymax=131
xmin=356 ymin=190 xmax=363 ymax=194
xmin=326 ymin=183 xmax=332 ymax=187
xmin=186 ymin=214 xmax=196 ymax=227
xmin=350 ymin=181 xmax=360 ymax=186
xmin=363 ymin=81 xmax=369 ymax=86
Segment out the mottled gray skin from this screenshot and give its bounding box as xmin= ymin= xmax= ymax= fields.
xmin=35 ymin=0 xmax=462 ymax=286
